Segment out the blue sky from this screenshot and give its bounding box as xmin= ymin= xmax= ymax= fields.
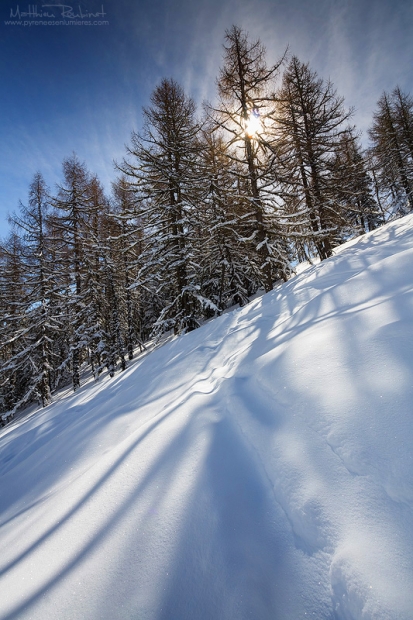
xmin=1 ymin=0 xmax=412 ymax=236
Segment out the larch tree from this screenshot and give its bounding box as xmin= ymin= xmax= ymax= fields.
xmin=0 ymin=174 xmax=61 ymax=418
xmin=198 ymin=127 xmax=255 ymax=310
xmin=111 ymin=176 xmax=146 ymax=356
xmin=274 ymin=56 xmax=355 ymax=260
xmin=368 ymin=88 xmax=413 ymax=214
xmin=81 ymin=174 xmax=110 ymax=378
xmin=210 ymin=25 xmax=289 ymax=292
xmin=0 ymin=233 xmax=28 ymax=421
xmin=51 ymin=154 xmax=93 ymax=390
xmin=329 ymin=132 xmax=383 ymax=235
xmin=392 ymin=87 xmax=413 ymax=167
xmin=119 ymin=78 xmax=213 ymax=336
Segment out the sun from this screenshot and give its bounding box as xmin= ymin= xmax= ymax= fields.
xmin=244 ymin=109 xmax=261 ymax=138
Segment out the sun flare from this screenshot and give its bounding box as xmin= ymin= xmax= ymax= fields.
xmin=244 ymin=109 xmax=261 ymax=138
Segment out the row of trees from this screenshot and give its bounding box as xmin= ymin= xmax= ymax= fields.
xmin=1 ymin=26 xmax=412 ymax=422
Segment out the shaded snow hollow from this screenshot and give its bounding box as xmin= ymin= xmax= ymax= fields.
xmin=1 ymin=215 xmax=413 ymax=620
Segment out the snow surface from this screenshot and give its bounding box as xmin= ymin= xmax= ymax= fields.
xmin=1 ymin=215 xmax=413 ymax=620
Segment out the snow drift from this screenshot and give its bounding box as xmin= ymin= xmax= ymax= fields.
xmin=1 ymin=215 xmax=413 ymax=620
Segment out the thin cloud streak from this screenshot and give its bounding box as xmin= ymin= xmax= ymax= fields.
xmin=1 ymin=0 xmax=412 ymax=233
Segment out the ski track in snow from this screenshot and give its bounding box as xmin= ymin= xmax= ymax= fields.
xmin=1 ymin=215 xmax=413 ymax=619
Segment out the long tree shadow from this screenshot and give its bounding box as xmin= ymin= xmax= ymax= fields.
xmin=0 ymin=309 xmax=238 ymax=524
xmin=1 ymin=217 xmax=411 ymax=619
xmin=154 ymin=415 xmax=299 ymax=620
xmin=1 ymin=391 xmax=210 ymax=618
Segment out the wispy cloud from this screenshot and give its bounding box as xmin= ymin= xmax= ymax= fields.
xmin=1 ymin=0 xmax=412 ymax=234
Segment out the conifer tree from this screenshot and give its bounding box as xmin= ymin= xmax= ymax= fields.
xmin=368 ymin=88 xmax=413 ymax=214
xmin=119 ymin=78 xmax=213 ymax=335
xmin=0 ymin=233 xmax=27 ymax=421
xmin=111 ymin=176 xmax=146 ymax=356
xmin=52 ymin=154 xmax=92 ymax=390
xmin=82 ymin=174 xmax=110 ymax=378
xmin=198 ymin=128 xmax=255 ymax=309
xmin=101 ymin=219 xmax=127 ymax=377
xmin=329 ymin=132 xmax=383 ymax=236
xmin=275 ymin=56 xmax=354 ymax=260
xmin=210 ymin=26 xmax=289 ymax=291
xmin=0 ymin=174 xmax=59 ymax=418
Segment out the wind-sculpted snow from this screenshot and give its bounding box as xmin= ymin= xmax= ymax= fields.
xmin=1 ymin=216 xmax=413 ymax=619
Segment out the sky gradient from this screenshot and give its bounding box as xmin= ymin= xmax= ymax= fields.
xmin=1 ymin=0 xmax=412 ymax=236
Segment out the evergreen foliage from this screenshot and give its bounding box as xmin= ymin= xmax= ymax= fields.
xmin=368 ymin=87 xmax=413 ymax=215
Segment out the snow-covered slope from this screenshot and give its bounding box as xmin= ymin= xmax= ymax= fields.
xmin=1 ymin=216 xmax=413 ymax=620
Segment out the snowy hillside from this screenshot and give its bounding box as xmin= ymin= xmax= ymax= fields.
xmin=1 ymin=215 xmax=413 ymax=620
